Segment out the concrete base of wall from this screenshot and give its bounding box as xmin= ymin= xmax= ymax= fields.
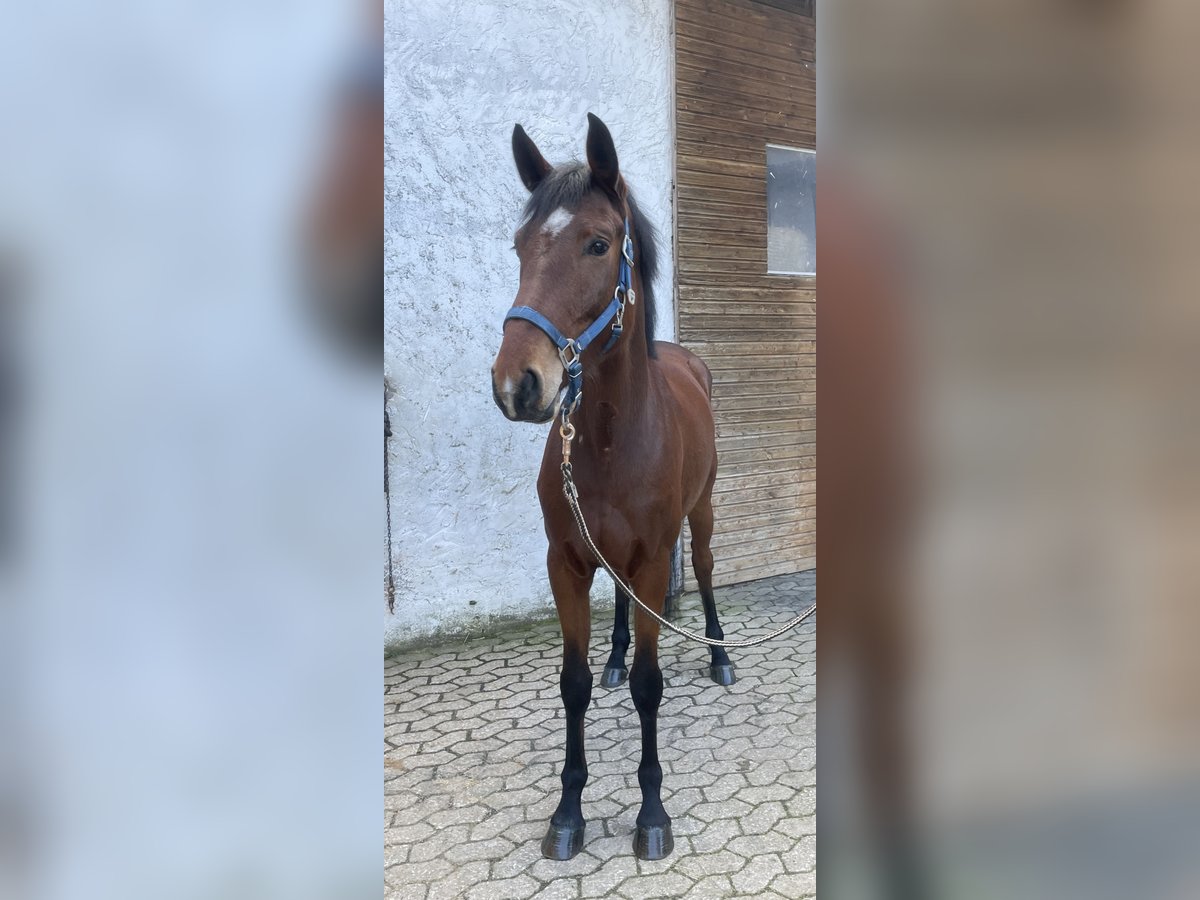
xmin=385 ymin=590 xmax=619 ymax=656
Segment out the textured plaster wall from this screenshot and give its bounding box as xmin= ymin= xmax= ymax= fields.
xmin=385 ymin=0 xmax=676 ymax=646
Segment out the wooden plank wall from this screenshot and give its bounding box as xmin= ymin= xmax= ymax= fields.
xmin=674 ymin=0 xmax=816 ymax=587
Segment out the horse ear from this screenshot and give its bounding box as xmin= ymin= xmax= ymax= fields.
xmin=586 ymin=113 xmax=625 ymax=199
xmin=512 ymin=124 xmax=552 ymax=192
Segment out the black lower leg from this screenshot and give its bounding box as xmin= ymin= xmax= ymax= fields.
xmin=543 ymin=651 xmax=592 ymax=859
xmin=700 ymin=586 xmax=736 ymax=684
xmin=630 ymin=652 xmax=673 ymax=859
xmin=601 ymin=586 xmax=630 ymax=688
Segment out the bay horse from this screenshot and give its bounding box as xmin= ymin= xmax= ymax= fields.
xmin=491 ymin=114 xmax=734 ymax=861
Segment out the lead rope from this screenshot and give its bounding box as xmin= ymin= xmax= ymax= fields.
xmin=558 ymin=420 xmax=816 ymax=648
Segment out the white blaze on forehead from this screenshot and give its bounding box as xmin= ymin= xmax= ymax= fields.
xmin=541 ymin=207 xmax=574 ymax=237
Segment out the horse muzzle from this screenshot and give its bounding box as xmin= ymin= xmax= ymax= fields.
xmin=491 ymin=366 xmax=562 ymax=423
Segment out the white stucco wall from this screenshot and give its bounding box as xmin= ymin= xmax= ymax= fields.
xmin=385 ymin=0 xmax=676 ymax=646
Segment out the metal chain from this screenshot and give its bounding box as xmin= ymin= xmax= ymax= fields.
xmin=558 ymin=421 xmax=815 ymax=648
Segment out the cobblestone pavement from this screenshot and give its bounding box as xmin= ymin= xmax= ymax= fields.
xmin=385 ymin=571 xmax=815 ymax=900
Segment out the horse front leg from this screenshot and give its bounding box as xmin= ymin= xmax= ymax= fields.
xmin=542 ymin=554 xmax=594 ymax=860
xmin=600 ymin=584 xmax=630 ymax=687
xmin=628 ymin=555 xmax=673 ymax=860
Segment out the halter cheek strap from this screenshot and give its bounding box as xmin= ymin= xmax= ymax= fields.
xmin=503 ymin=217 xmax=635 ymax=417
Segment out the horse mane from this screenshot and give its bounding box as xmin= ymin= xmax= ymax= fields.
xmin=521 ymin=164 xmax=660 ymax=358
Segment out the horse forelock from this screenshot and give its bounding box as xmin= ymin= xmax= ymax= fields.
xmin=520 ymin=164 xmax=659 ymax=357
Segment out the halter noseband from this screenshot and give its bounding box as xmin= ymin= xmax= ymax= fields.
xmin=503 ymin=217 xmax=635 ymax=419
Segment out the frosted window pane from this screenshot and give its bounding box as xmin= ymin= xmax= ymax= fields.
xmin=766 ymin=146 xmax=815 ymax=275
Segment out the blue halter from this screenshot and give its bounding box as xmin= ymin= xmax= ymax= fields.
xmin=504 ymin=218 xmax=635 ymax=418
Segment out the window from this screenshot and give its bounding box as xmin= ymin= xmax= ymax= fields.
xmin=766 ymin=145 xmax=815 ymax=276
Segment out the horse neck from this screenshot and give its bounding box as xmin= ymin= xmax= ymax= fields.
xmin=574 ymin=269 xmax=653 ymax=441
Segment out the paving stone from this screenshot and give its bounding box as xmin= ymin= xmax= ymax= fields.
xmin=490 ymin=842 xmax=543 ymax=880
xmin=616 ymin=871 xmax=692 ymax=900
xmin=687 ymin=817 xmax=742 ymax=855
xmin=585 ymin=829 xmax=635 ymax=858
xmin=409 ymin=826 xmax=469 ymax=863
xmin=690 ymin=797 xmax=754 ymax=823
xmin=741 ymin=800 xmax=787 ymax=836
xmin=470 ymin=807 xmax=528 ymax=842
xmin=385 ymin=573 xmax=815 ymax=899
xmin=385 ymin=872 xmax=426 ymax=900
xmin=579 ymin=856 xmax=638 ymax=897
xmin=730 ymin=853 xmax=786 ymax=895
xmin=734 ymin=783 xmax=795 ymax=805
xmin=780 ymin=834 xmax=817 ymax=874
xmin=385 ymin=857 xmax=456 ymax=884
xmin=699 ymin=772 xmax=749 ymax=803
xmin=427 ymin=861 xmax=493 ymax=900
xmin=673 ymin=849 xmax=747 ymax=879
xmin=771 ymin=868 xmax=816 ymax=897
xmin=677 ymin=874 xmax=734 ymax=899
xmin=783 ymin=786 xmax=817 ymax=818
xmin=427 ymin=803 xmax=493 ymax=829
xmin=443 ymin=836 xmax=519 ymax=865
xmin=386 ymin=821 xmax=434 ymax=846
xmin=527 ymin=880 xmax=580 ymax=900
xmin=527 ymin=851 xmax=607 ymax=881
xmin=776 ymin=814 xmax=816 ymax=839
xmin=465 ymin=874 xmax=541 ymax=900
xmin=383 ymin=840 xmax=409 ymax=867
xmin=727 ymin=831 xmax=794 ymax=858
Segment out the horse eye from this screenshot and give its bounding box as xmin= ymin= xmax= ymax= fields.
xmin=588 ymin=240 xmax=610 ymax=256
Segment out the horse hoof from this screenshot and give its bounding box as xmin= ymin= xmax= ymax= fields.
xmin=709 ymin=664 xmax=736 ymax=686
xmin=600 ymin=666 xmax=628 ymax=688
xmin=541 ymin=822 xmax=586 ymax=860
xmin=634 ymin=823 xmax=674 ymax=860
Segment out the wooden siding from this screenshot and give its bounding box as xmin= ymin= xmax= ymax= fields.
xmin=675 ymin=0 xmax=815 ymax=587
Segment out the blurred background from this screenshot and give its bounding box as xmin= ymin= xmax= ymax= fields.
xmin=821 ymin=0 xmax=1200 ymax=897
xmin=0 ymin=1 xmax=381 ymax=898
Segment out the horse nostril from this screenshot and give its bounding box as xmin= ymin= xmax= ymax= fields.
xmin=516 ymin=369 xmax=540 ymax=413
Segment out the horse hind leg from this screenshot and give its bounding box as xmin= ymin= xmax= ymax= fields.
xmin=600 ymin=584 xmax=630 ymax=688
xmin=688 ymin=489 xmax=736 ymax=686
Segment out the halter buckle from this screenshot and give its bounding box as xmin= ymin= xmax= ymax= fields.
xmin=622 ymin=234 xmax=635 ymax=266
xmin=559 ymin=340 xmax=580 ymax=369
